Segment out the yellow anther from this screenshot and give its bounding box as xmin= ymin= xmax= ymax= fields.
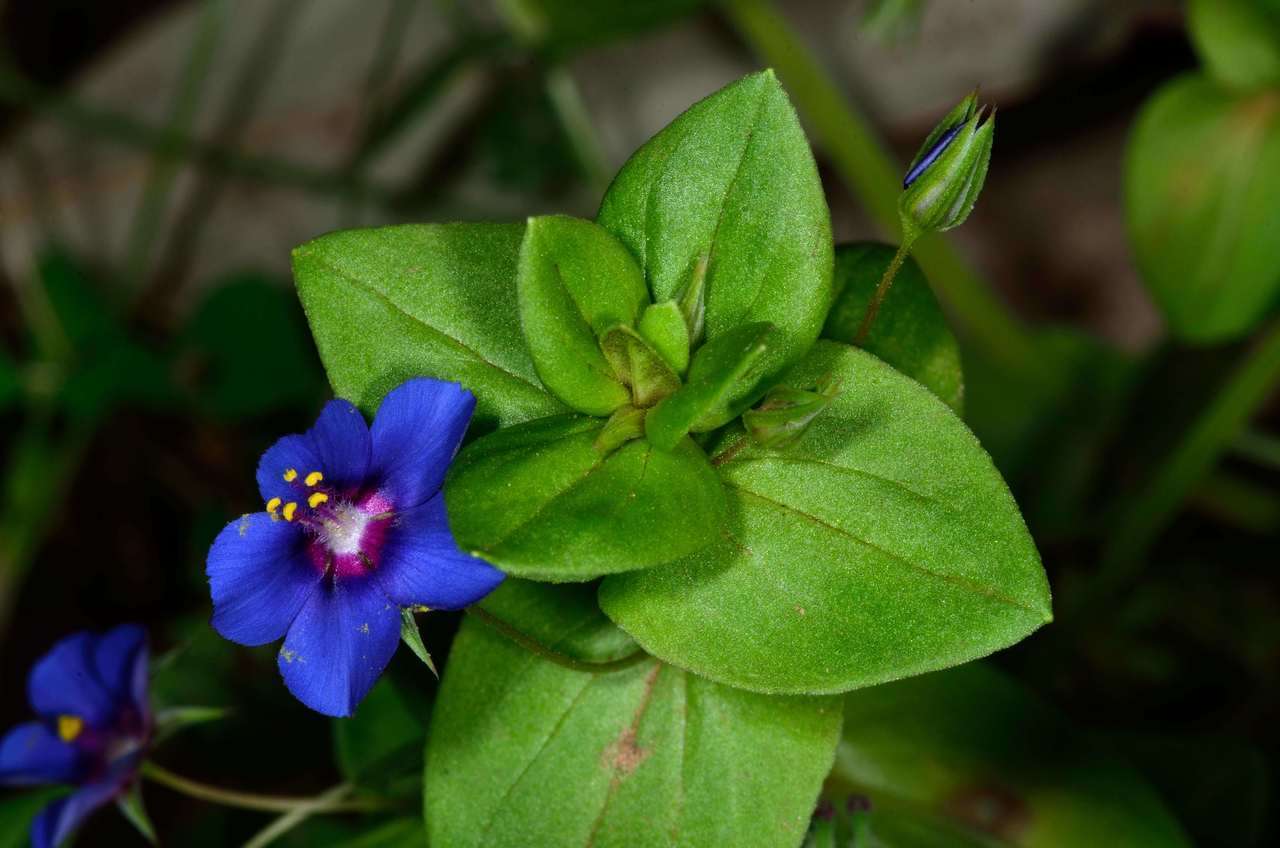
xmin=282 ymin=502 xmax=298 ymax=521
xmin=308 ymin=492 xmax=330 ymax=509
xmin=283 ymin=468 xmax=298 ymax=482
xmin=266 ymin=497 xmax=281 ymax=515
xmin=304 ymin=471 xmax=324 ymax=487
xmin=57 ymin=715 xmax=84 ymax=742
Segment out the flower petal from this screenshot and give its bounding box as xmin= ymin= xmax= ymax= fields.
xmin=257 ymin=400 xmax=371 ymax=505
xmin=0 ymin=723 xmax=83 ymax=786
xmin=277 ymin=577 xmax=400 ymax=717
xmin=29 ymin=764 xmax=132 ymax=848
xmin=370 ymin=379 xmax=475 ymax=509
xmin=207 ymin=513 xmax=322 ymax=646
xmin=90 ymin=625 xmax=149 ymax=718
xmin=376 ymin=492 xmax=504 ymax=610
xmin=27 ymin=634 xmax=119 ymax=727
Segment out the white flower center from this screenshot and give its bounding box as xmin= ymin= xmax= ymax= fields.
xmin=318 ymin=502 xmax=372 ymax=555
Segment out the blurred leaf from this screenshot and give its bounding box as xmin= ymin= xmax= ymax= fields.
xmin=181 ymin=274 xmax=324 ymax=419
xmin=293 ymin=223 xmax=565 ymax=431
xmin=153 ymin=706 xmax=231 ymax=746
xmin=860 ymin=0 xmax=929 ymax=43
xmin=830 ymin=663 xmax=1192 ymax=847
xmin=1126 ymin=74 xmax=1280 ymax=343
xmin=334 ymin=676 xmax=428 ymax=797
xmin=0 ymin=350 xmax=20 ymax=409
xmin=446 ymin=414 xmax=725 ymax=581
xmin=477 ymin=73 xmax=581 ymax=192
xmin=150 ymin=614 xmax=240 ymax=708
xmin=277 ymin=817 xmax=425 ymax=848
xmin=504 ymin=0 xmax=705 ymax=57
xmin=425 ymin=580 xmax=841 ymax=847
xmin=36 ymin=249 xmax=174 ymax=418
xmin=601 ymin=341 xmax=1050 ymax=694
xmin=598 ymin=70 xmax=833 ymax=416
xmin=1114 ymin=733 xmax=1269 ymax=847
xmin=0 ymin=789 xmax=66 ymax=848
xmin=1188 ymin=0 xmax=1280 ymax=91
xmin=823 ymin=242 xmax=963 ymax=413
xmin=962 ymin=328 xmax=1138 ymax=534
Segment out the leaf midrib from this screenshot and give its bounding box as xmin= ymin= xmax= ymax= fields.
xmin=305 ymin=253 xmax=552 ymax=398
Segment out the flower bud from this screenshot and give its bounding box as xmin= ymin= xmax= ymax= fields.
xmin=899 ymin=92 xmax=995 ymax=238
xmin=743 ymin=383 xmax=835 ymax=450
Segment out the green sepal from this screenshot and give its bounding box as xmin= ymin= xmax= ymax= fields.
xmin=399 ymin=608 xmax=437 ymax=677
xmin=152 ymin=705 xmax=231 ymax=745
xmin=116 ymin=784 xmax=158 ymax=845
xmin=644 ymin=322 xmax=776 ymax=450
xmin=517 ymin=215 xmax=650 ymax=415
xmin=599 ymin=324 xmax=681 ymax=407
xmin=637 ymin=301 xmax=691 ymax=374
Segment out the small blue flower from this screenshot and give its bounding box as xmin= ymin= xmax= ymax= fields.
xmin=206 ymin=377 xmax=503 ymax=717
xmin=0 ymin=625 xmax=151 ymax=848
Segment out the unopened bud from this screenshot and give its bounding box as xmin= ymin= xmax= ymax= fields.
xmin=899 ymin=92 xmax=995 ymax=239
xmin=743 ymin=383 xmax=835 ymax=450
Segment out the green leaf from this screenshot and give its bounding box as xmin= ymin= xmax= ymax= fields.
xmin=153 ymin=705 xmax=230 ymax=745
xmin=598 ymin=70 xmax=833 ymax=397
xmin=828 ymin=663 xmax=1192 ymax=847
xmin=1188 ymin=0 xmax=1280 ymax=91
xmin=445 ymin=414 xmax=726 ymax=581
xmin=600 ymin=341 xmax=1050 ymax=694
xmin=508 ymin=0 xmax=705 ymax=57
xmin=334 ymin=676 xmax=428 ymax=796
xmin=424 ymin=581 xmax=842 ymax=848
xmin=1125 ymin=74 xmax=1280 ymax=343
xmin=0 ymin=788 xmax=67 ymax=848
xmin=517 ymin=215 xmax=650 ymax=415
xmin=637 ymin=301 xmax=691 ymax=374
xmin=293 ymin=223 xmax=566 ymax=429
xmin=644 ymin=322 xmax=776 ymax=450
xmin=0 ymin=349 xmax=20 ymax=410
xmin=823 ymin=243 xmax=963 ymax=413
xmin=477 ymin=578 xmax=640 ymax=663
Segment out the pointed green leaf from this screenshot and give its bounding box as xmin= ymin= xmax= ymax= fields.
xmin=1188 ymin=0 xmax=1280 ymax=91
xmin=1126 ymin=74 xmax=1280 ymax=343
xmin=598 ymin=70 xmax=833 ymax=391
xmin=517 ymin=215 xmax=651 ymax=415
xmin=644 ymin=322 xmax=776 ymax=450
xmin=830 ymin=663 xmax=1192 ymax=847
xmin=116 ymin=784 xmax=158 ymax=845
xmin=445 ymin=414 xmax=726 ymax=581
xmin=399 ymin=608 xmax=437 ymax=676
xmin=153 ymin=705 xmax=231 ymax=745
xmin=823 ymin=242 xmax=963 ymax=413
xmin=601 ymin=341 xmax=1050 ymax=694
xmin=293 ymin=223 xmax=566 ymax=428
xmin=425 ymin=581 xmax=841 ymax=848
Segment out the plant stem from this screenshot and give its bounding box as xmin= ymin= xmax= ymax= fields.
xmin=242 ymin=782 xmax=356 ymax=848
xmin=545 ymin=64 xmax=612 ymax=194
xmin=140 ymin=762 xmax=381 ymax=814
xmin=1083 ymin=319 xmax=1280 ymax=608
xmin=466 ymin=607 xmax=649 ymax=674
xmin=722 ymin=0 xmax=1040 ymax=372
xmin=123 ymin=0 xmax=226 ymax=290
xmin=853 ymin=238 xmax=914 ymax=345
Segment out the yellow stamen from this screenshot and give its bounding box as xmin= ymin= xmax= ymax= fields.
xmin=266 ymin=497 xmax=281 ymax=515
xmin=57 ymin=715 xmax=83 ymax=742
xmin=283 ymin=468 xmax=298 ymax=482
xmin=304 ymin=470 xmax=324 ymax=487
xmin=282 ymin=502 xmax=298 ymax=521
xmin=308 ymin=492 xmax=329 ymax=509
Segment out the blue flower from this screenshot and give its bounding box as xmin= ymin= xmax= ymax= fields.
xmin=0 ymin=625 xmax=151 ymax=848
xmin=206 ymin=377 xmax=503 ymax=717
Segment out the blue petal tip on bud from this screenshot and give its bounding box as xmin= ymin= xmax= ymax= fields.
xmin=898 ymin=91 xmax=995 ymax=237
